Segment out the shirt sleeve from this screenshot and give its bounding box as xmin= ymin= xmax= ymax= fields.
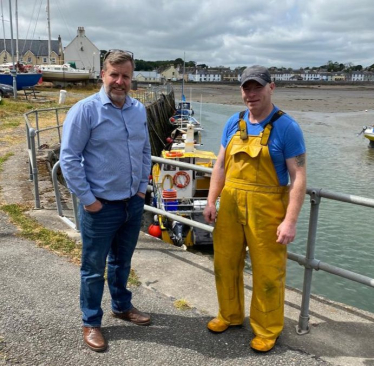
xmin=60 ymin=103 xmax=97 ymax=206
xmin=283 ymin=121 xmax=306 ymax=159
xmin=139 ymin=118 xmax=152 ymax=194
xmin=221 ymin=112 xmax=241 ymax=148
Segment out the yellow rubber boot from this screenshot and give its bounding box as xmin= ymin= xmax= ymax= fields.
xmin=250 ymin=336 xmax=277 ymax=352
xmin=207 ymin=318 xmax=229 ymax=333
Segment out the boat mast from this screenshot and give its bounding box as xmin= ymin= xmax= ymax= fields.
xmin=181 ymin=51 xmax=185 ymax=101
xmin=8 ymin=0 xmax=17 ymax=97
xmin=15 ymin=0 xmax=18 ymax=62
xmin=46 ymin=0 xmax=51 ymax=64
xmin=1 ymin=0 xmax=6 ymax=61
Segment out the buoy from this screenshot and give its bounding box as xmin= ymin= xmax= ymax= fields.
xmin=148 ymin=223 xmax=162 ymax=238
xmin=166 ymin=137 xmax=173 ymax=143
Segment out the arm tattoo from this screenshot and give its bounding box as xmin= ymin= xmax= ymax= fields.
xmin=295 ymin=154 xmax=305 ymax=167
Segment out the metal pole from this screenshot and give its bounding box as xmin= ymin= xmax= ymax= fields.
xmin=296 ymin=189 xmax=321 ymax=335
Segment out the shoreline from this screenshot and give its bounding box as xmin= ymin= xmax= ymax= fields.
xmin=171 ymin=83 xmax=374 ymax=114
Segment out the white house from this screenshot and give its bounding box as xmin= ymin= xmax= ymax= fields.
xmin=133 ymin=71 xmax=162 ymax=83
xmin=63 ymin=27 xmax=100 ymax=79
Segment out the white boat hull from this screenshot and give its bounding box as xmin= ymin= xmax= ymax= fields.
xmin=37 ymin=64 xmax=90 ymax=82
xmin=364 ymin=128 xmax=374 ymax=142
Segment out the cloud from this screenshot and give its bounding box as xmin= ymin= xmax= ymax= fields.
xmin=2 ymin=0 xmax=374 ymax=69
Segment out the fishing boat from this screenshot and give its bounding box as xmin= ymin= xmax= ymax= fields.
xmin=150 ymin=124 xmax=216 ymax=247
xmin=167 ymin=127 xmax=202 ymax=150
xmin=169 ymin=114 xmax=204 ymax=132
xmin=35 ymin=64 xmax=90 ymax=82
xmin=175 ymin=101 xmax=194 ymax=116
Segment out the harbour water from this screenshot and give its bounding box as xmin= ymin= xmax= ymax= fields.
xmin=192 ymin=101 xmax=374 ymax=313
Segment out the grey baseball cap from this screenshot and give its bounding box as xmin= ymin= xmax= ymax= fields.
xmin=240 ymin=65 xmax=272 ymax=86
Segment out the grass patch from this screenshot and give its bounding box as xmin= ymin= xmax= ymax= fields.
xmin=128 ymin=268 xmax=141 ymax=287
xmin=1 ymin=204 xmax=81 ymax=263
xmin=173 ymin=298 xmax=192 ymax=310
xmin=0 ymin=152 xmax=14 ymax=172
xmin=0 ymin=203 xmax=141 ymax=284
xmin=0 ymin=335 xmax=6 ymax=362
xmin=0 ymin=120 xmax=21 ymax=130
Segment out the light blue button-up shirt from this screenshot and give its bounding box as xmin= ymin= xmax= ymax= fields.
xmin=60 ymin=87 xmax=151 ymax=206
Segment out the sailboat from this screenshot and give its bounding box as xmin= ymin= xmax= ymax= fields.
xmin=0 ymin=0 xmax=42 ymax=90
xmin=35 ymin=0 xmax=90 ymax=83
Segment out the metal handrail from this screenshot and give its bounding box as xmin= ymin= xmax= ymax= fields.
xmin=51 ymin=156 xmax=374 ymax=337
xmin=31 ymin=104 xmax=374 ymax=335
xmin=24 ymin=107 xmax=70 ymax=209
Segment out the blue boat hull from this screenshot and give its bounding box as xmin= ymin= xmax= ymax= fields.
xmin=0 ymin=73 xmax=42 ymax=90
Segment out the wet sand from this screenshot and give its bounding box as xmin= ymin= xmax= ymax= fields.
xmin=173 ymin=83 xmax=374 ymax=114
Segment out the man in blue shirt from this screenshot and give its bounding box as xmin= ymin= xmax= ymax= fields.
xmin=203 ymin=65 xmax=306 ymax=352
xmin=60 ymin=50 xmax=152 ymax=352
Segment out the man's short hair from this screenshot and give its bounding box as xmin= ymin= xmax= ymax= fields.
xmin=102 ymin=50 xmax=135 ymax=71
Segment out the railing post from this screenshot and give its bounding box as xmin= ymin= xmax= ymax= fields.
xmin=35 ymin=111 xmax=41 ymax=148
xmin=29 ymin=128 xmax=41 ymax=209
xmin=296 ymin=189 xmax=321 ymax=335
xmin=25 ymin=121 xmax=33 ymax=181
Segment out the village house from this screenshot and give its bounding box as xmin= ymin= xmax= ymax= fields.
xmin=133 ymin=71 xmax=162 ymax=83
xmin=159 ymin=65 xmax=180 ymax=81
xmin=63 ymin=27 xmax=100 ymax=79
xmin=0 ymin=38 xmax=62 ymax=66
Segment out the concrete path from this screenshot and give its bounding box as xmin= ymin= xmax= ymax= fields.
xmin=1 ymin=149 xmax=374 ymax=365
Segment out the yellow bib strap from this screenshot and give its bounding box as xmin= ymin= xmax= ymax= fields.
xmin=260 ymin=124 xmax=272 ymax=145
xmin=239 ymin=119 xmax=248 ymax=140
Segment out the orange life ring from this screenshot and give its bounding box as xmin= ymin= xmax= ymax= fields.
xmin=166 ymin=151 xmax=183 ymax=158
xmin=173 ymin=171 xmax=190 ymax=189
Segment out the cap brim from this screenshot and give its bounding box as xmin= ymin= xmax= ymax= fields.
xmin=241 ymin=77 xmax=268 ymax=87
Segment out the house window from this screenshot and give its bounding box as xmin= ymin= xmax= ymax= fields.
xmin=50 ymin=57 xmax=56 ymax=64
xmin=42 ymin=57 xmax=47 ymax=63
xmin=27 ymin=57 xmax=32 ymax=63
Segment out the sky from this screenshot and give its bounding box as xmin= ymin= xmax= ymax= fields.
xmin=2 ymin=0 xmax=374 ymax=70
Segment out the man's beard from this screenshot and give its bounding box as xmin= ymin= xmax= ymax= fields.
xmin=105 ymin=85 xmax=127 ymax=105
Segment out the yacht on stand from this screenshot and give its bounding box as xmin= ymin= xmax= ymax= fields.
xmin=35 ymin=63 xmax=90 ymax=82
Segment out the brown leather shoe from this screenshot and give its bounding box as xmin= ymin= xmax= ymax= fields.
xmin=112 ymin=307 xmax=151 ymax=326
xmin=82 ymin=326 xmax=107 ymax=352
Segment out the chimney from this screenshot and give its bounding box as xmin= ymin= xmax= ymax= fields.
xmin=77 ymin=27 xmax=85 ymax=37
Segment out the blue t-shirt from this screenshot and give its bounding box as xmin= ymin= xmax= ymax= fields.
xmin=221 ymin=106 xmax=305 ymax=186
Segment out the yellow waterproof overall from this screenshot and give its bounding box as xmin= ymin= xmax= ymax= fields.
xmin=213 ymin=117 xmax=289 ymax=340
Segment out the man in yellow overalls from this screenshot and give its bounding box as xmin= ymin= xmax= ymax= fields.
xmin=203 ymin=65 xmax=306 ymax=352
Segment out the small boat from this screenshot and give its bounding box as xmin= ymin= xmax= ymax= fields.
xmin=150 ymin=124 xmax=216 ymax=247
xmin=35 ymin=64 xmax=90 ymax=82
xmin=0 ymin=63 xmax=42 ymax=90
xmin=169 ymin=114 xmax=204 ymax=132
xmin=358 ymin=125 xmax=374 ymax=147
xmin=175 ymin=101 xmax=194 ymax=116
xmin=0 ymin=72 xmax=42 ymax=90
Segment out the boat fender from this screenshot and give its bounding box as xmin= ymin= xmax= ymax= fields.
xmin=166 ymin=151 xmax=183 ymax=158
xmin=173 ymin=171 xmax=190 ymax=189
